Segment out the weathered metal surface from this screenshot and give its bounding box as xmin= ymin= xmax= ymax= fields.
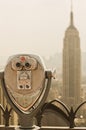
xmin=4 ymin=55 xmax=45 ymax=112
xmin=0 ymin=54 xmax=52 ymax=129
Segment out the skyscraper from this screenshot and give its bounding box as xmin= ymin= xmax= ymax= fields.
xmin=63 ymin=6 xmax=81 ymax=107
xmin=0 ymin=81 xmax=17 ymax=125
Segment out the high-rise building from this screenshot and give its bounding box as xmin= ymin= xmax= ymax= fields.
xmin=0 ymin=80 xmax=18 ymax=125
xmin=63 ymin=7 xmax=81 ymax=107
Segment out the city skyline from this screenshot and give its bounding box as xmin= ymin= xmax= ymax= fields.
xmin=0 ymin=0 xmax=85 ymax=61
xmin=0 ymin=0 xmax=86 ymax=126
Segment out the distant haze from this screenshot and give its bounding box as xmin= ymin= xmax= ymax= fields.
xmin=0 ymin=0 xmax=86 ymax=60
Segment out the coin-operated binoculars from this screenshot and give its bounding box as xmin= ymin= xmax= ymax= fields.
xmin=1 ymin=54 xmax=52 ymax=130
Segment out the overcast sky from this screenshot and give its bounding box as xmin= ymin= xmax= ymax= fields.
xmin=0 ymin=0 xmax=86 ymax=64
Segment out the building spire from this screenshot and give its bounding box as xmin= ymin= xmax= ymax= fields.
xmin=70 ymin=0 xmax=74 ymax=26
xmin=71 ymin=0 xmax=73 ymax=12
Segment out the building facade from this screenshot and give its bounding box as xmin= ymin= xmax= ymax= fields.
xmin=0 ymin=80 xmax=18 ymax=125
xmin=63 ymin=10 xmax=81 ymax=107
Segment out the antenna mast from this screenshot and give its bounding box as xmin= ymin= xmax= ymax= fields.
xmin=71 ymin=0 xmax=73 ymax=12
xmin=70 ymin=0 xmax=74 ymax=26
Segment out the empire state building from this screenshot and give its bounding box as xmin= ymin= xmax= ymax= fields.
xmin=63 ymin=9 xmax=81 ymax=107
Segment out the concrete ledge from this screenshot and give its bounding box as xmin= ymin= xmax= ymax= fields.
xmin=0 ymin=126 xmax=18 ymax=130
xmin=0 ymin=126 xmax=86 ymax=130
xmin=40 ymin=127 xmax=86 ymax=130
xmin=0 ymin=125 xmax=40 ymax=130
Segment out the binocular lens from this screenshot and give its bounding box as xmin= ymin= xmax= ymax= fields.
xmin=16 ymin=62 xmax=21 ymax=67
xmin=19 ymin=85 xmax=23 ymax=89
xmin=25 ymin=62 xmax=31 ymax=68
xmin=26 ymin=85 xmax=30 ymax=89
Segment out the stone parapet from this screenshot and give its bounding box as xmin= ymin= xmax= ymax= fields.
xmin=0 ymin=126 xmax=86 ymax=130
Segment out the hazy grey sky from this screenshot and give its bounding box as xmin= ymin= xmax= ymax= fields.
xmin=0 ymin=0 xmax=86 ymax=61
